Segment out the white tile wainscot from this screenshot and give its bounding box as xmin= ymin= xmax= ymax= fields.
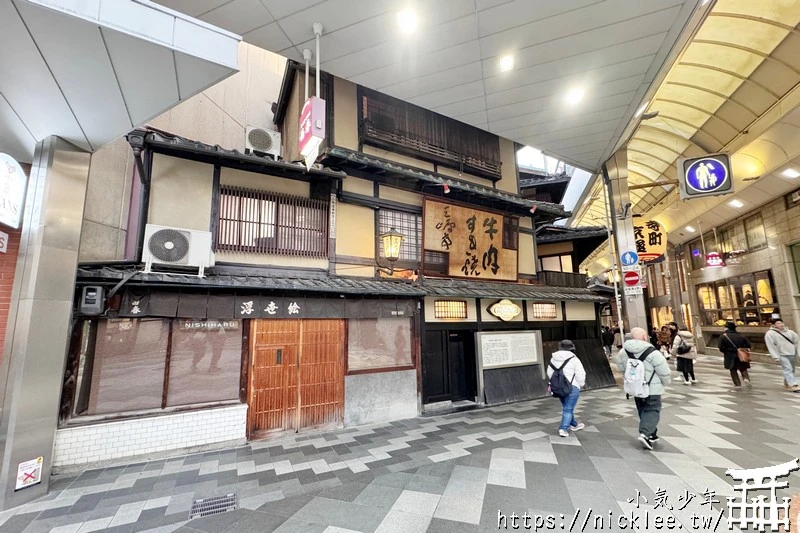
xmin=53 ymin=404 xmax=247 ymax=469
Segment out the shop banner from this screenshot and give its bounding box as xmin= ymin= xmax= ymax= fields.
xmin=633 ymin=220 xmax=667 ymax=263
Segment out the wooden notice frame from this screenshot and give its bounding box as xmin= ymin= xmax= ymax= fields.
xmin=474 ymin=330 xmax=544 ymax=406
xmin=422 ymin=197 xmax=519 ymax=281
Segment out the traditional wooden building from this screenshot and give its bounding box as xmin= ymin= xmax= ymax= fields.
xmin=56 ymin=57 xmax=613 ymax=470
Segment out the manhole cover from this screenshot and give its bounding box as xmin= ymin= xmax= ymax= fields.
xmin=189 ymin=494 xmax=237 ymax=519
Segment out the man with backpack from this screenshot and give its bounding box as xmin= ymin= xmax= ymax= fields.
xmin=547 ymin=339 xmax=587 ymax=437
xmin=616 ymin=327 xmax=672 ymax=450
xmin=764 ymin=319 xmax=800 ymax=392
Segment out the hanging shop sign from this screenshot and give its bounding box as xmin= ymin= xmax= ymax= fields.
xmin=706 ymin=252 xmax=724 ymax=268
xmin=785 ymin=188 xmax=800 ymax=210
xmin=423 ymin=199 xmax=518 ymax=281
xmin=298 ymin=96 xmax=326 ymax=170
xmin=0 ymin=153 xmax=28 ymax=229
xmin=488 ymin=299 xmax=522 ymax=321
xmin=633 ymin=219 xmax=667 ymax=262
xmin=678 ymin=153 xmax=733 ymax=200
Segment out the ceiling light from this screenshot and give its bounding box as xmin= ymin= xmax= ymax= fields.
xmin=565 ymin=88 xmax=584 ymax=105
xmin=396 ymin=9 xmax=417 ymax=34
xmin=684 ymin=225 xmax=696 ymax=233
xmin=782 ymin=168 xmax=800 ymax=178
xmin=728 ymin=199 xmax=744 ymax=208
xmin=498 ymin=54 xmax=514 ymax=72
xmin=635 ymin=101 xmax=650 ymax=117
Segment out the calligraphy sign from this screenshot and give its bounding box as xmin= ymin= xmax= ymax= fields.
xmin=632 ymin=219 xmax=667 ymax=263
xmin=423 ymin=199 xmax=518 ymax=281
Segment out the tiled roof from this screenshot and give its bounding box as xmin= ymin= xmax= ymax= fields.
xmin=535 ymin=225 xmax=608 ymax=243
xmin=421 ymin=278 xmax=609 ymax=302
xmin=324 ymin=147 xmax=569 ymax=217
xmin=76 ymin=266 xmax=425 ymax=297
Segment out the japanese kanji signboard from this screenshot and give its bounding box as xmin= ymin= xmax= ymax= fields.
xmin=633 ymin=219 xmax=667 ymax=263
xmin=423 ymin=199 xmax=518 ymax=281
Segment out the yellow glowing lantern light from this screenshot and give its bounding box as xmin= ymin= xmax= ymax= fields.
xmin=381 ymin=227 xmax=404 ymax=263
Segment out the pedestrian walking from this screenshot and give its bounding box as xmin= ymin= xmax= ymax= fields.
xmin=650 ymin=327 xmax=660 ymax=348
xmin=616 ymin=327 xmax=671 ymax=450
xmin=718 ymin=321 xmax=752 ymax=387
xmin=671 ymin=325 xmax=697 ymax=385
xmin=612 ymin=324 xmax=622 ymax=350
xmin=764 ymin=319 xmax=800 ymax=392
xmin=547 ymin=340 xmax=586 ymax=437
xmin=657 ymin=326 xmax=672 ymax=359
xmin=602 ymin=326 xmax=615 ymax=358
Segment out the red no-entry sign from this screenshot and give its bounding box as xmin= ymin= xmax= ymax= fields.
xmin=623 ymin=271 xmax=640 ymax=287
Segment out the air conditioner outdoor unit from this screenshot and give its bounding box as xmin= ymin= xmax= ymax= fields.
xmin=142 ymin=224 xmax=215 ymax=278
xmin=245 ymin=126 xmax=281 ymax=159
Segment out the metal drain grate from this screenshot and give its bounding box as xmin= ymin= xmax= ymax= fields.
xmin=189 ymin=494 xmax=237 ymax=519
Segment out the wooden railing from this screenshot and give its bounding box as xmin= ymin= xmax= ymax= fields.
xmin=538 ymin=270 xmax=588 ymax=289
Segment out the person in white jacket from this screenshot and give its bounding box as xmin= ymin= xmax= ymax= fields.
xmin=764 ymin=319 xmax=800 ymax=392
xmin=546 ymin=339 xmax=587 ymax=437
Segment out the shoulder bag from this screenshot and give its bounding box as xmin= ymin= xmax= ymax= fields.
xmin=723 ymin=333 xmax=751 ymax=363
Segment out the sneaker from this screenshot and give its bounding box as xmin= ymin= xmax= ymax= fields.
xmin=638 ymin=434 xmax=653 ymax=450
xmin=558 ymin=429 xmax=569 ymax=438
xmin=570 ymin=422 xmax=585 ymax=432
xmin=790 ymin=385 xmax=800 ymax=392
xmin=649 ymin=435 xmax=660 ymax=443
xmin=691 ymin=379 xmax=697 ymax=384
xmin=683 ymin=380 xmax=690 ymax=385
xmin=744 ymin=379 xmax=752 ymax=388
xmin=785 ymin=384 xmax=791 ymax=390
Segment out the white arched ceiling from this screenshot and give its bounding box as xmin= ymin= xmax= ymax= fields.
xmin=573 ymin=0 xmax=800 ymax=230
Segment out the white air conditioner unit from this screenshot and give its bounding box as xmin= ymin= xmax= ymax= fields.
xmin=245 ymin=126 xmax=281 ymax=159
xmin=142 ymin=224 xmax=215 ymax=278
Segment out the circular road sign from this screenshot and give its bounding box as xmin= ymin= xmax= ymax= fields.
xmin=685 ymin=156 xmax=729 ymax=193
xmin=623 ymin=271 xmax=640 ymax=287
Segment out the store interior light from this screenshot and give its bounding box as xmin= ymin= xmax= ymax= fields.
xmin=396 ymin=9 xmax=418 ymax=34
xmin=565 ymin=88 xmax=584 ymax=105
xmin=728 ymin=199 xmax=744 ymax=208
xmin=782 ymin=168 xmax=800 ymax=178
xmin=498 ymin=54 xmax=514 ymax=72
xmin=685 ymin=225 xmax=696 ymax=233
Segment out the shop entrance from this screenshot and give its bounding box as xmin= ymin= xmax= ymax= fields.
xmin=248 ymin=319 xmax=345 ymax=438
xmin=422 ymin=329 xmax=477 ymax=404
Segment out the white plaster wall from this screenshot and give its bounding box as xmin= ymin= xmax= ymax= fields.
xmin=565 ymin=301 xmax=596 ymax=321
xmin=344 ymin=370 xmax=418 ymax=427
xmin=53 ymin=404 xmax=247 ymax=468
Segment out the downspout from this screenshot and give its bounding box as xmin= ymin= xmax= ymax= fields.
xmin=126 ymin=130 xmax=151 ymax=262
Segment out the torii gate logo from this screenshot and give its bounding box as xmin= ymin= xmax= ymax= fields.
xmin=725 ymin=458 xmax=798 ymax=531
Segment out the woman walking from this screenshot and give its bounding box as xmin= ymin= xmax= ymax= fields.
xmin=718 ymin=321 xmax=752 ymax=387
xmin=671 ymin=325 xmax=697 ymax=384
xmin=547 ymin=340 xmax=586 ymax=437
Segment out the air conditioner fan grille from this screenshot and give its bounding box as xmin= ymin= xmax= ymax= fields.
xmin=148 ymin=229 xmax=190 ymax=262
xmin=248 ymin=129 xmax=274 ymax=151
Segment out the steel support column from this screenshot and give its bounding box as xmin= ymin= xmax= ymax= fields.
xmin=604 ymin=148 xmax=648 ymax=331
xmin=0 ymin=136 xmax=90 ymax=510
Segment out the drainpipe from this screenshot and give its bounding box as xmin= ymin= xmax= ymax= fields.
xmin=126 ymin=130 xmax=151 ymax=262
xmin=313 ymin=23 xmax=323 ymax=97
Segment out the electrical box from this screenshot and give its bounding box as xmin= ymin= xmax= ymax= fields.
xmin=80 ymin=286 xmax=105 ymax=316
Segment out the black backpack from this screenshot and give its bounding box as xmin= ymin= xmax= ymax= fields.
xmin=548 ymin=357 xmax=575 ymax=399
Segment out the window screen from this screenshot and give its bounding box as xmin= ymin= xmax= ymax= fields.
xmin=88 ymin=319 xmax=169 ymax=415
xmin=167 ymin=322 xmax=242 ymax=407
xmin=531 ymin=303 xmax=557 ymax=319
xmin=379 ymin=210 xmax=421 ymax=261
xmin=348 ymin=318 xmax=413 ymax=372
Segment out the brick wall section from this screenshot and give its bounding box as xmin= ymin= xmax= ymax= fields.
xmin=52 ymin=404 xmax=248 ymax=469
xmin=0 ymin=228 xmax=21 ymax=360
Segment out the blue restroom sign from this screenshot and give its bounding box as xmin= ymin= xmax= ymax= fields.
xmin=679 ymin=153 xmax=732 ymax=200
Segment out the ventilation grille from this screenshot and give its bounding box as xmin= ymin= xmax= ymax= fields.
xmin=148 ymin=228 xmax=190 ymax=262
xmin=189 ymin=494 xmax=237 ymax=520
xmin=247 ymin=128 xmax=274 ymax=151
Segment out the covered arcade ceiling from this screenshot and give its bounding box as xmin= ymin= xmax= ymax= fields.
xmin=572 ymin=0 xmax=800 ymax=248
xmin=154 ymin=0 xmax=707 ymax=172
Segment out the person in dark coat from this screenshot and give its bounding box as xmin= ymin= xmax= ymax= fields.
xmin=718 ymin=321 xmax=752 ymax=387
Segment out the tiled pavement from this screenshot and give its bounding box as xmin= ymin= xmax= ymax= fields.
xmin=2 ymin=355 xmax=799 ymax=532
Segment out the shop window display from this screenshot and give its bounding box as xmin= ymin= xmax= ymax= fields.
xmin=696 ymin=270 xmax=778 ymax=326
